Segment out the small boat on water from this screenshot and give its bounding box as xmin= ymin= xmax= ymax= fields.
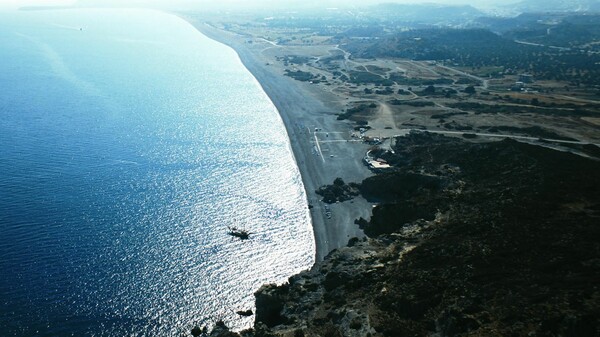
xmin=227 ymin=226 xmax=251 ymax=240
xmin=236 ymin=309 xmax=253 ymax=317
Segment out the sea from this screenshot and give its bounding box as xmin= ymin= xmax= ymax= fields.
xmin=0 ymin=9 xmax=315 ymax=336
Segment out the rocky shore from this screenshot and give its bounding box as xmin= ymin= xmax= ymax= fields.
xmin=201 ymin=132 xmax=599 ymax=336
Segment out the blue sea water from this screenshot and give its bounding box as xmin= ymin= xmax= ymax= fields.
xmin=0 ymin=9 xmax=314 ymax=336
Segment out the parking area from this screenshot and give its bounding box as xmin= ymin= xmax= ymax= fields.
xmin=310 ymin=127 xmax=361 ymax=161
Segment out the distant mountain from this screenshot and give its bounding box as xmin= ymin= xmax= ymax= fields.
xmin=514 ymin=0 xmax=600 ymax=12
xmin=476 ymin=12 xmax=600 ymax=51
xmin=368 ymin=4 xmax=485 ymax=26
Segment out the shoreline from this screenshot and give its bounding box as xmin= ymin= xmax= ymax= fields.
xmin=183 ymin=17 xmax=372 ymax=261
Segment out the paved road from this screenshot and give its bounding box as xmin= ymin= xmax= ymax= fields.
xmin=395 ymin=129 xmax=600 ymax=146
xmin=436 ymin=64 xmax=489 ymax=89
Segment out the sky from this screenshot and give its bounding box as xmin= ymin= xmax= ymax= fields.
xmin=0 ymin=0 xmax=73 ymax=9
xmin=0 ymin=0 xmax=521 ymax=10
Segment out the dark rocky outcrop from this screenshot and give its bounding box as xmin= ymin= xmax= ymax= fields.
xmin=359 ymin=172 xmax=445 ymax=203
xmin=205 ymin=132 xmax=600 ymax=337
xmin=315 ymin=177 xmax=360 ymax=203
xmin=254 ymin=284 xmax=287 ymax=328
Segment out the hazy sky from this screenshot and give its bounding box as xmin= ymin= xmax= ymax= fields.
xmin=0 ymin=0 xmax=70 ymax=9
xmin=0 ymin=0 xmax=521 ymax=10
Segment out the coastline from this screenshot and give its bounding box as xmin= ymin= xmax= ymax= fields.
xmin=174 ymin=13 xmax=600 ymax=336
xmin=182 ymin=16 xmax=372 ymax=261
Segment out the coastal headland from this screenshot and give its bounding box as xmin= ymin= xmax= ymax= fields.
xmin=179 ymin=11 xmax=599 ymax=337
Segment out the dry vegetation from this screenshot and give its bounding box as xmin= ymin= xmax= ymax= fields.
xmin=210 ymin=18 xmax=599 ymax=148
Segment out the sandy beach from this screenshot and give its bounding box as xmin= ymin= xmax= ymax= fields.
xmin=183 ymin=18 xmax=373 ymax=261
xmin=178 ymin=13 xmax=600 ymax=260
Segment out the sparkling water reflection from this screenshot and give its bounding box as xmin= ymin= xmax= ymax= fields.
xmin=0 ymin=9 xmax=314 ymax=336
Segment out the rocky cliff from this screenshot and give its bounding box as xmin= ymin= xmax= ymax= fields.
xmin=204 ymin=133 xmax=600 ymax=337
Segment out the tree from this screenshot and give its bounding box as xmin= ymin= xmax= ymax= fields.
xmin=334 ymin=178 xmax=345 ymax=186
xmin=464 ymin=85 xmax=476 ymax=94
xmin=423 ymin=85 xmax=436 ymax=94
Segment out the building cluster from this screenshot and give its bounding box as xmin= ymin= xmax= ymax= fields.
xmin=364 ymin=155 xmax=391 ymax=171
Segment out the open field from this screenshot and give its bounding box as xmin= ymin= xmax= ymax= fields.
xmin=201 ymin=16 xmax=600 ymax=150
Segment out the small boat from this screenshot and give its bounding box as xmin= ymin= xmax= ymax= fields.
xmin=236 ymin=309 xmax=253 ymax=317
xmin=227 ymin=226 xmax=251 ymax=240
